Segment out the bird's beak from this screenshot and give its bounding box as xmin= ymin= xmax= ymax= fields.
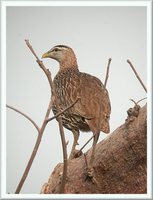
xmin=41 ymin=52 xmax=50 ymax=59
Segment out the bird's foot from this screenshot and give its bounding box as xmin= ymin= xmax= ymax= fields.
xmin=69 ymin=149 xmax=82 ymax=160
xmin=87 ymin=166 xmax=94 ymax=178
xmin=85 ymin=166 xmax=98 ymax=184
xmin=73 ymin=149 xmax=82 ymax=158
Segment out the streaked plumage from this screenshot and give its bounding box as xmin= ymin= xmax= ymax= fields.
xmin=42 ymin=45 xmax=111 ymax=164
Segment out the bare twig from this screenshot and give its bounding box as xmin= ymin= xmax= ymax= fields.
xmin=15 ymin=99 xmax=52 ymax=194
xmin=47 ymin=98 xmax=80 ymax=123
xmin=129 ymin=99 xmax=137 ymax=105
xmin=12 ymin=94 xmax=79 ymax=193
xmin=76 ymin=133 xmax=99 ymax=156
xmin=129 ymin=97 xmax=147 ymax=106
xmin=25 ymin=39 xmax=68 ymax=193
xmin=137 ymin=97 xmax=147 ymax=104
xmin=25 ymin=40 xmax=52 ymax=90
xmin=6 ymin=104 xmax=39 ymax=132
xmin=104 ymin=58 xmax=112 ymax=87
xmin=77 ymin=130 xmax=109 ymax=157
xmin=83 ymin=153 xmax=89 ymax=169
xmin=127 ymin=59 xmax=147 ymax=93
xmin=79 ymin=135 xmax=94 ymax=152
xmin=15 ymin=41 xmax=55 ymax=194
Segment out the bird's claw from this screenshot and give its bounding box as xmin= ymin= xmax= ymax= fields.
xmin=85 ymin=167 xmax=98 ymax=184
xmin=87 ymin=167 xmax=94 ymax=178
xmin=73 ymin=149 xmax=83 ymax=158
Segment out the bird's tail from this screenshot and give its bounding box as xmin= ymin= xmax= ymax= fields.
xmin=100 ymin=105 xmax=110 ymax=133
xmin=101 ymin=120 xmax=110 ymax=133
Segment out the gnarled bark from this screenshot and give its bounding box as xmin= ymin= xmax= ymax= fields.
xmin=41 ymin=104 xmax=147 ymax=194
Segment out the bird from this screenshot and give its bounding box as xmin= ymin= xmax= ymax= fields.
xmin=42 ymin=45 xmax=111 ymax=169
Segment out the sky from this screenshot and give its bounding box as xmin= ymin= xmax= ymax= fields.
xmin=6 ymin=5 xmax=147 ymax=194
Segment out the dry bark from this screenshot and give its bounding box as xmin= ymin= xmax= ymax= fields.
xmin=41 ymin=104 xmax=147 ymax=194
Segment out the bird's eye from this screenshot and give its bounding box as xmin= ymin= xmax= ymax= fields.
xmin=53 ymin=48 xmax=58 ymax=52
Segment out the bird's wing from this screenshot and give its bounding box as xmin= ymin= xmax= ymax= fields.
xmin=71 ymin=73 xmax=111 ymax=123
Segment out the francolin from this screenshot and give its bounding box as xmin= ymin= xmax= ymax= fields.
xmin=42 ymin=45 xmax=111 ymax=169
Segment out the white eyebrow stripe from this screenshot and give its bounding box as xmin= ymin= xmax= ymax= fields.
xmin=51 ymin=45 xmax=70 ymax=51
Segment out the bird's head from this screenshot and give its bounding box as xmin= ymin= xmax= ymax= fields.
xmin=42 ymin=45 xmax=78 ymax=69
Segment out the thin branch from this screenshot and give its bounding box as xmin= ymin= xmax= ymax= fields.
xmin=47 ymin=98 xmax=80 ymax=123
xmin=127 ymin=59 xmax=147 ymax=93
xmin=76 ymin=133 xmax=99 ymax=156
xmin=77 ymin=130 xmax=110 ymax=157
xmin=129 ymin=97 xmax=147 ymax=106
xmin=129 ymin=99 xmax=137 ymax=105
xmin=10 ymin=97 xmax=78 ymax=193
xmin=25 ymin=39 xmax=52 ymax=90
xmin=137 ymin=97 xmax=147 ymax=104
xmin=80 ymin=135 xmax=94 ymax=152
xmin=104 ymin=58 xmax=112 ymax=87
xmin=15 ymin=41 xmax=55 ymax=194
xmin=14 ymin=95 xmax=79 ymax=193
xmin=83 ymin=153 xmax=89 ymax=169
xmin=25 ymin=39 xmax=68 ymax=194
xmin=15 ymin=99 xmax=52 ymax=194
xmin=6 ymin=104 xmax=39 ymax=133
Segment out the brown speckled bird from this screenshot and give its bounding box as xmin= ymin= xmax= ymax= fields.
xmin=42 ymin=45 xmax=111 ymax=166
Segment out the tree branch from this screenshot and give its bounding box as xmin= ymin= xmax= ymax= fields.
xmin=41 ymin=105 xmax=147 ymax=194
xmin=25 ymin=39 xmax=52 ymax=90
xmin=15 ymin=99 xmax=52 ymax=194
xmin=104 ymin=58 xmax=112 ymax=87
xmin=47 ymin=98 xmax=80 ymax=123
xmin=127 ymin=59 xmax=147 ymax=93
xmin=6 ymin=104 xmax=39 ymax=133
xmin=8 ymin=65 xmax=79 ymax=194
xmin=25 ymin=39 xmax=68 ymax=193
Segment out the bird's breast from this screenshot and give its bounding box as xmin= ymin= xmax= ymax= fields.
xmin=52 ymin=69 xmax=90 ymax=132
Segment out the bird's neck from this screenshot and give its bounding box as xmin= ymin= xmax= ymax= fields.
xmin=59 ymin=56 xmax=78 ymax=71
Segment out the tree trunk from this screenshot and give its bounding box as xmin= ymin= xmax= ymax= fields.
xmin=41 ymin=104 xmax=147 ymax=194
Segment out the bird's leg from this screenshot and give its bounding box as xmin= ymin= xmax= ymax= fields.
xmin=87 ymin=132 xmax=100 ymax=178
xmin=69 ymin=129 xmax=79 ymax=159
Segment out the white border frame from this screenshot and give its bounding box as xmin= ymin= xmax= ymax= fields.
xmin=1 ymin=0 xmax=152 ymax=199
